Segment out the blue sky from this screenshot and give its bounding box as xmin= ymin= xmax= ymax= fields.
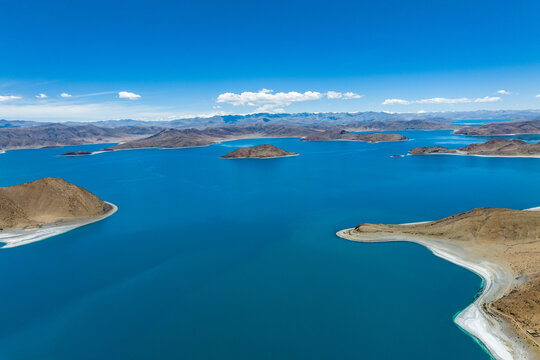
xmin=1 ymin=0 xmax=540 ymax=121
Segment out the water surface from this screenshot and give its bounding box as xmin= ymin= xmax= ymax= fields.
xmin=1 ymin=130 xmax=539 ymax=359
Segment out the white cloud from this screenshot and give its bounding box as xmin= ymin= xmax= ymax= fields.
xmin=343 ymin=92 xmax=363 ymax=99
xmin=536 ymin=94 xmax=540 ymax=98
xmin=217 ymin=89 xmax=363 ymax=112
xmin=36 ymin=93 xmax=47 ymax=99
xmin=0 ymin=95 xmax=22 ymax=102
xmin=217 ymin=89 xmax=323 ymax=112
xmin=60 ymin=92 xmax=72 ymax=98
xmin=383 ymin=96 xmax=502 ymax=105
xmin=118 ymin=91 xmax=141 ymax=100
xmin=497 ymin=90 xmax=511 ymax=95
xmin=325 ymin=91 xmax=363 ymax=100
xmin=382 ymin=98 xmax=412 ymax=105
xmin=326 ymin=91 xmax=343 ymax=99
xmin=474 ymin=96 xmax=501 ymax=103
xmin=416 ymin=97 xmax=471 ymax=104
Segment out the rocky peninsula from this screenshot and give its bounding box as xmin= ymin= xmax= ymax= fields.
xmin=105 ymin=125 xmax=408 ymax=151
xmin=0 ymin=177 xmax=116 ymax=248
xmin=221 ymin=144 xmax=298 ymax=159
xmin=301 ymin=129 xmax=408 ymax=143
xmin=338 ymin=207 xmax=540 ymax=360
xmin=455 ymin=120 xmax=540 ymax=136
xmin=409 ymin=138 xmax=540 ymax=157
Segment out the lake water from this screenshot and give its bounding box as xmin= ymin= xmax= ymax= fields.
xmin=1 ymin=130 xmax=539 ymax=359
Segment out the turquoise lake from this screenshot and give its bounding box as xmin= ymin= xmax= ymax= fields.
xmin=1 ymin=130 xmax=540 ymax=359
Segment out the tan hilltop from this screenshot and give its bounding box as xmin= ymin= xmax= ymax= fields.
xmin=0 ymin=177 xmax=112 ymax=231
xmin=338 ymin=207 xmax=540 ymax=359
xmin=105 ymin=125 xmax=408 ymax=151
xmin=455 ymin=120 xmax=540 ymax=136
xmin=301 ymin=129 xmax=408 ymax=143
xmin=410 ymin=138 xmax=540 ymax=157
xmin=221 ymin=144 xmax=298 ymax=159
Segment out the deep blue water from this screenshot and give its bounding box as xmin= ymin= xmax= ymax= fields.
xmin=1 ymin=130 xmax=539 ymax=359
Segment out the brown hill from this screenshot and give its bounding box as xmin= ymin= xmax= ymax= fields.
xmin=410 ymin=138 xmax=540 ymax=156
xmin=0 ymin=177 xmax=112 ymax=230
xmin=221 ymin=144 xmax=297 ymax=159
xmin=351 ymin=208 xmax=540 ymax=244
xmin=0 ymin=124 xmax=163 ymax=150
xmin=108 ymin=125 xmax=320 ymax=150
xmin=455 ymin=120 xmax=540 ymax=136
xmin=340 ymin=207 xmax=540 ymax=355
xmin=301 ymin=129 xmax=408 ymax=142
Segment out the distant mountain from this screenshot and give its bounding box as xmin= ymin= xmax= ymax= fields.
xmin=455 ymin=120 xmax=540 ymax=136
xmin=0 ymin=124 xmax=163 ymax=150
xmin=0 ymin=119 xmax=48 ymax=128
xmin=344 ymin=120 xmax=455 ymax=131
xmin=6 ymin=109 xmax=540 ymax=129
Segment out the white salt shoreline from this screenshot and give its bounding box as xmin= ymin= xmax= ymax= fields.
xmin=337 ymin=207 xmax=540 ymax=360
xmin=0 ymin=202 xmax=117 ymax=249
xmin=409 ymin=151 xmax=540 ymax=159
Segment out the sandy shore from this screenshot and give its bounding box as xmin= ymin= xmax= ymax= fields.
xmin=337 ymin=227 xmax=536 ymax=360
xmin=0 ymin=202 xmax=117 ymax=249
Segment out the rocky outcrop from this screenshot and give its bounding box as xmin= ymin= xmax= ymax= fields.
xmin=455 ymin=120 xmax=540 ymax=136
xmin=301 ymin=129 xmax=408 ymax=142
xmin=409 ymin=138 xmax=540 ymax=156
xmin=221 ymin=144 xmax=297 ymax=159
xmin=61 ymin=150 xmax=92 ymax=156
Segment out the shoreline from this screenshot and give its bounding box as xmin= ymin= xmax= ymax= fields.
xmin=408 ymin=151 xmax=540 ymax=159
xmin=336 ymin=209 xmax=540 ymax=360
xmin=0 ymin=202 xmax=117 ymax=249
xmin=221 ymin=153 xmax=299 ymax=159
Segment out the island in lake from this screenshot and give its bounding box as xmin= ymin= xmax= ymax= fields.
xmin=62 ymin=150 xmax=92 ymax=156
xmin=221 ymin=144 xmax=298 ymax=159
xmin=409 ymin=138 xmax=540 ymax=157
xmin=0 ymin=177 xmax=116 ymax=248
xmin=301 ymin=129 xmax=408 ymax=143
xmin=455 ymin=120 xmax=540 ymax=136
xmin=338 ymin=207 xmax=540 ymax=360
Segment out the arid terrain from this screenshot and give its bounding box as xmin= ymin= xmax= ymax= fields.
xmin=339 ymin=207 xmax=540 ymax=358
xmin=409 ymin=138 xmax=540 ymax=157
xmin=0 ymin=124 xmax=163 ymax=150
xmin=301 ymin=129 xmax=408 ymax=142
xmin=221 ymin=144 xmax=297 ymax=159
xmin=106 ymin=125 xmax=408 ymax=151
xmin=0 ymin=177 xmax=112 ymax=231
xmin=455 ymin=120 xmax=540 ymax=136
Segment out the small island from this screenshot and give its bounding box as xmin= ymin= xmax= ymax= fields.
xmin=61 ymin=150 xmax=92 ymax=156
xmin=338 ymin=207 xmax=540 ymax=360
xmin=221 ymin=144 xmax=298 ymax=159
xmin=409 ymin=138 xmax=540 ymax=157
xmin=302 ymin=129 xmax=408 ymax=143
xmin=0 ymin=177 xmax=116 ymax=248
